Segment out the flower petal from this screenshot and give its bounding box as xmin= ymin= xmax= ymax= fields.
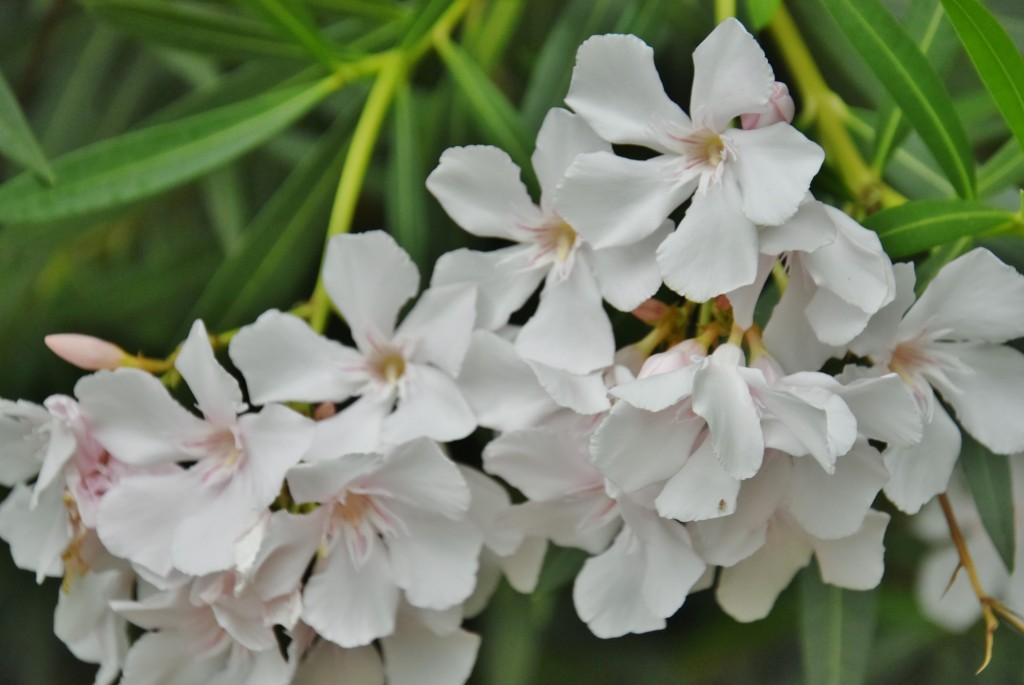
xmin=813 ymin=509 xmax=889 ymax=590
xmin=588 ymin=220 xmax=672 ymax=311
xmin=304 ymin=397 xmax=388 ymax=461
xmin=556 ymin=152 xmax=695 ymax=250
xmin=515 ymin=265 xmax=615 ymax=375
xmin=900 ymin=248 xmax=1024 ymax=343
xmin=0 ymin=482 xmax=68 ymax=582
xmin=322 ymin=232 xmax=419 ymax=352
xmin=565 ymin=34 xmax=690 ymax=152
xmin=527 ymin=361 xmax=611 ymax=415
xmin=484 ymin=422 xmax=602 ymax=502
xmin=426 ymin=145 xmax=543 ymax=241
xmin=656 ymin=438 xmax=741 ymax=522
xmin=532 ymin=108 xmax=610 ymax=204
xmin=237 ymin=404 xmax=314 ymax=506
xmin=175 ymin=320 xmax=244 ymax=426
xmin=229 ymin=310 xmax=366 ymax=404
xmin=756 ymin=198 xmax=835 ymax=256
xmin=883 ymin=403 xmax=960 ymax=514
xmin=385 ymin=512 xmax=482 ymax=610
xmin=383 ymin=364 xmax=476 ymax=444
xmin=367 ymin=439 xmax=470 ymax=519
xmin=292 ymin=641 xmax=383 ymax=685
xmin=657 ymin=180 xmax=759 ymax=302
xmin=396 ymin=284 xmax=476 ymax=377
xmin=431 ymin=246 xmax=543 ymax=331
xmin=689 ymin=18 xmax=774 ymax=130
xmin=382 ymin=615 xmax=480 ymax=685
xmin=726 ymin=124 xmax=824 ymax=226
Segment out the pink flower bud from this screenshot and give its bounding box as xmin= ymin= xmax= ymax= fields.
xmin=313 ymin=402 xmax=337 ymax=421
xmin=44 ymin=334 xmax=125 ymax=371
xmin=638 ymin=339 xmax=705 ymax=378
xmin=741 ymin=82 xmax=795 ymax=129
xmin=631 ymin=298 xmax=669 ymax=324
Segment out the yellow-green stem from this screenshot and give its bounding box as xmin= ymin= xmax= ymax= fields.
xmin=715 ymin=0 xmax=736 ymax=23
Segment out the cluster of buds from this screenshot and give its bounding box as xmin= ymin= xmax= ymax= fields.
xmin=2 ymin=18 xmax=1024 ymax=685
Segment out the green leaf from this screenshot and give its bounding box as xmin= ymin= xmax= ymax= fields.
xmin=237 ymin=0 xmax=340 ymax=67
xmin=436 ymin=38 xmax=532 ymax=169
xmin=185 ymin=92 xmax=364 ymax=331
xmin=914 ymin=235 xmax=973 ymax=294
xmin=0 ymin=76 xmax=339 ymax=225
xmin=800 ymin=567 xmax=878 ymax=685
xmin=978 ymin=136 xmax=1024 ymax=197
xmin=84 ymin=0 xmax=303 ymax=60
xmin=387 ymin=82 xmax=430 ymax=271
xmin=821 ymin=0 xmax=976 ymax=199
xmin=940 ymin=0 xmax=1024 ymax=158
xmin=746 ymin=0 xmax=782 ymax=30
xmin=862 ymin=199 xmax=1015 ymax=257
xmin=959 ymin=433 xmax=1016 ymax=572
xmin=0 ymin=69 xmax=55 ymax=183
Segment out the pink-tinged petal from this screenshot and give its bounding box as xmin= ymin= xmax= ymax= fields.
xmin=588 ymin=220 xmax=672 ymax=311
xmin=303 ymin=397 xmax=387 ymax=461
xmin=931 ymin=343 xmax=1024 ymax=454
xmin=383 ymin=364 xmax=476 ymax=444
xmin=532 ymin=108 xmax=610 ymax=204
xmin=610 ymin=365 xmax=698 ymax=412
xmin=813 ymin=509 xmax=889 ymax=590
xmin=901 ymin=248 xmax=1024 ymax=343
xmin=762 ymin=268 xmax=843 ymax=373
xmin=715 ymin=519 xmax=813 ymax=622
xmin=757 ymin=199 xmax=835 ymax=256
xmin=0 ymin=399 xmax=51 ymax=485
xmin=175 ymin=320 xmax=244 ymax=426
xmin=591 ymin=401 xmax=703 ymax=493
xmin=426 ymin=145 xmax=543 ymax=241
xmin=834 ymin=371 xmax=922 ymax=447
xmin=726 ymin=255 xmax=774 ymax=329
xmin=209 ymin=596 xmax=278 ymax=653
xmin=802 ymin=206 xmax=895 ymax=315
xmin=457 ymin=332 xmax=558 ymax=431
xmin=658 ymin=181 xmax=760 ymax=302
xmin=55 ymin=568 xmax=132 ymax=685
xmin=287 ymin=453 xmax=382 ymax=504
xmin=322 ymin=232 xmax=419 ymax=352
xmin=385 ymin=512 xmax=482 ymax=610
xmin=573 ymin=527 xmax=667 ymax=638
xmin=171 ymin=475 xmax=262 ymax=576
xmin=45 ymin=333 xmax=125 ymax=371
xmin=431 ymin=246 xmax=543 ymax=331
xmin=690 ymin=452 xmax=792 ymax=567
xmin=75 ymin=369 xmax=213 ymax=466
xmin=883 ymin=404 xmax=960 ymax=514
xmin=689 ymin=18 xmax=774 ymax=130
xmin=516 ymin=265 xmax=615 ymax=375
xmin=656 ymin=439 xmax=741 ymax=521
xmin=484 ymin=423 xmax=601 ymax=502
xmin=848 ymin=262 xmax=917 ymax=362
xmin=396 ymin=284 xmax=476 ymax=377
xmin=527 ymin=361 xmax=610 ymax=415
xmin=303 ymin=541 xmax=399 ymax=648
xmin=382 ymin=614 xmax=480 ymax=685
xmin=787 ymin=440 xmax=888 ymax=539
xmin=556 ymin=152 xmax=696 ymax=250
xmin=726 ymin=124 xmax=824 ymax=226
xmin=229 ymin=310 xmax=365 ymax=404
xmin=742 ymin=82 xmax=796 ymax=129
xmin=565 ymin=34 xmax=690 ymax=152
xmin=367 ymin=439 xmax=470 ymax=519
xmin=692 ymin=344 xmax=764 ymax=479
xmin=96 ymin=470 xmax=194 ymax=578
xmin=292 ymin=641 xmax=384 ymax=685
xmin=0 ymin=483 xmax=68 ymax=582
xmin=248 ymin=510 xmax=325 ymax=602
xmin=237 ymin=405 xmax=314 ymax=507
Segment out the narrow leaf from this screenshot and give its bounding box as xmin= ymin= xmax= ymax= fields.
xmin=436 ymin=38 xmax=533 ymax=169
xmin=940 ymin=0 xmax=1024 ymax=157
xmin=800 ymin=567 xmax=878 ymax=685
xmin=862 ymin=199 xmax=1015 ymax=257
xmin=238 ymin=0 xmax=340 ymax=67
xmin=978 ymin=136 xmax=1024 ymax=197
xmin=0 ymin=76 xmax=339 ymax=225
xmin=0 ymin=69 xmax=55 ymax=182
xmin=746 ymin=0 xmax=782 ymax=31
xmin=387 ymin=81 xmax=430 ymax=271
xmin=821 ymin=0 xmax=976 ymax=199
xmin=959 ymin=433 xmax=1016 ymax=573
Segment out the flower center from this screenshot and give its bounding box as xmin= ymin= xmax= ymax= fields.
xmin=335 ymin=493 xmax=372 ymax=527
xmin=537 ymin=220 xmax=577 ymax=262
xmin=370 ymin=350 xmax=406 ymax=385
xmin=699 ymin=133 xmax=726 ymax=166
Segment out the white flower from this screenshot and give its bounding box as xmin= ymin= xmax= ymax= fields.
xmin=79 ymin=320 xmax=314 ymax=577
xmin=427 ymin=108 xmax=669 ymax=374
xmin=230 ymin=231 xmax=477 ymax=454
xmin=557 ymin=19 xmax=824 ymax=300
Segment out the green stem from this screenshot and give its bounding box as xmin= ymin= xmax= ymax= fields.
xmin=768 ymin=5 xmax=905 ymax=214
xmin=715 ymin=0 xmax=736 ymax=23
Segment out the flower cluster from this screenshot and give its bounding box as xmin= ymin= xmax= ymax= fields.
xmin=2 ymin=17 xmax=1024 ymax=685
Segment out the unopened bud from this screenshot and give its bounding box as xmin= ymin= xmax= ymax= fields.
xmin=632 ymin=298 xmax=670 ymax=324
xmin=313 ymin=402 xmax=337 ymax=421
xmin=44 ymin=334 xmax=125 ymax=371
xmin=741 ymin=82 xmax=795 ymax=130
